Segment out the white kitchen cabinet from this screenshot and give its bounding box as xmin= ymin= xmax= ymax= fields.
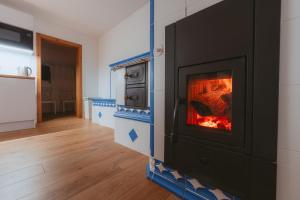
xmin=0 ymin=75 xmax=36 ymax=132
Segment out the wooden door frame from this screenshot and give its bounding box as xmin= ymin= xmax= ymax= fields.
xmin=36 ymin=33 xmax=83 ymax=123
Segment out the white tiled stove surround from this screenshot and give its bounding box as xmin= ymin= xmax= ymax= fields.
xmin=92 ymin=105 xmax=115 ymax=129
xmin=115 ymin=117 xmax=150 ymax=156
xmin=153 ymin=0 xmax=300 ymax=199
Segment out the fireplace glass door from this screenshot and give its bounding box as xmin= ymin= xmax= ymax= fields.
xmin=187 ymin=71 xmax=232 ymax=132
xmin=177 ymin=58 xmax=245 ymax=147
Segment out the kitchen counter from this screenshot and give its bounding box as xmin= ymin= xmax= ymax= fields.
xmin=0 ymin=74 xmax=35 ymax=80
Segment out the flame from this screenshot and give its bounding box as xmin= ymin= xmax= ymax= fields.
xmin=196 ymin=114 xmax=232 ymax=131
xmin=187 ymin=73 xmax=233 ymax=132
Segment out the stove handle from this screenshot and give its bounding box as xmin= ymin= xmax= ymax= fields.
xmin=170 ymin=97 xmax=179 ymax=144
xmin=124 ymin=72 xmax=139 ymax=79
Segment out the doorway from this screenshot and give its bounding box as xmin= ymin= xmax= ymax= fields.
xmin=36 ymin=33 xmax=82 ymax=122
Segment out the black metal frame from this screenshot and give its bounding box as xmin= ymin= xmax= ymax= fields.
xmin=177 ymin=57 xmax=246 ymax=148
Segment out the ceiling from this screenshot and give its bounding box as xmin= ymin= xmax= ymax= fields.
xmin=0 ymin=0 xmax=149 ymax=37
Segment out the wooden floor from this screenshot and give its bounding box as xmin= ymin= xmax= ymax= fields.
xmin=0 ymin=117 xmax=178 ymax=200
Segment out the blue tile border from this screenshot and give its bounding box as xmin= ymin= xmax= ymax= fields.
xmin=109 ymin=69 xmax=112 ymax=98
xmin=109 ymin=52 xmax=150 ymax=70
xmin=147 ymin=160 xmax=239 ymax=200
xmin=113 ymin=105 xmax=150 ymax=123
xmin=90 ymin=98 xmax=116 ymax=107
xmin=150 ymin=0 xmax=155 ymax=157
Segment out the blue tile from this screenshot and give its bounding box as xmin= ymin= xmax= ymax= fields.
xmin=129 ymin=129 xmax=138 ymax=142
xmin=113 ymin=105 xmax=151 ymax=123
xmin=147 ymin=160 xmax=239 ymax=200
xmin=98 ymin=112 xmax=102 ymax=119
xmin=90 ymin=98 xmax=116 ymax=107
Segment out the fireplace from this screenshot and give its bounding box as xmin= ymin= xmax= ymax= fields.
xmin=164 ymin=0 xmax=281 ymax=199
xmin=177 ymin=58 xmax=245 ymax=146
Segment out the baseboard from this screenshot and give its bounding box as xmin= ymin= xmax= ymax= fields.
xmin=146 ymin=161 xmax=239 ymax=200
xmin=0 ymin=120 xmax=35 ymax=132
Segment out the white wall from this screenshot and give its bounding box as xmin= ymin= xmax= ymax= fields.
xmin=277 ymin=0 xmax=300 ymax=199
xmin=34 ymin=18 xmax=99 ymax=97
xmin=98 ymin=2 xmax=150 ymax=98
xmin=0 ymin=49 xmax=35 ymax=76
xmin=0 ymin=3 xmax=99 ymax=98
xmin=97 ymin=2 xmax=150 ymax=155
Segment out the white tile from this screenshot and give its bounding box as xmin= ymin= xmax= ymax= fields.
xmin=115 ymin=118 xmax=150 ymax=156
xmin=155 ymin=0 xmax=186 ymax=23
xmin=277 ymin=149 xmax=300 ymax=200
xmin=154 ymin=54 xmax=165 ymax=90
xmin=114 ymin=69 xmax=125 ymax=105
xmin=153 ymin=6 xmax=186 ymax=91
xmin=91 ymin=106 xmax=116 ymax=129
xmin=154 ymin=89 xmax=165 ymax=162
xmin=187 ymin=0 xmax=223 ymax=16
xmin=154 ymin=25 xmax=165 ymax=50
xmin=154 ymin=25 xmax=166 ymax=91
xmin=116 ymin=87 xmax=125 ymax=105
xmin=281 ymin=0 xmax=300 ymax=21
xmin=100 ymin=107 xmax=116 ymax=129
xmin=154 ymin=89 xmax=165 ymax=128
xmin=278 ymin=85 xmax=300 ymax=152
xmin=155 ymin=9 xmax=186 ymax=30
xmin=153 ymin=10 xmax=185 ymax=91
xmin=148 ymin=64 xmax=151 ymax=107
xmin=92 ymin=106 xmax=100 ymax=124
xmin=154 ymin=119 xmax=165 ymax=162
xmin=277 ymin=149 xmax=300 ymax=165
xmin=280 ymin=19 xmax=300 ymax=85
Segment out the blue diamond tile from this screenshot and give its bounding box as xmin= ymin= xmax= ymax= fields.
xmin=129 ymin=129 xmax=138 ymax=142
xmin=98 ymin=112 xmax=102 ymax=119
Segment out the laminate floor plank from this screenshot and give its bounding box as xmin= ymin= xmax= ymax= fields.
xmin=0 ymin=117 xmax=177 ymax=200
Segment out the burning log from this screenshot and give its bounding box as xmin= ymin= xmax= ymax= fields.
xmin=191 ymin=101 xmax=212 ymax=116
xmin=192 ymin=92 xmax=232 ymax=117
xmin=187 ymin=77 xmax=233 ymax=131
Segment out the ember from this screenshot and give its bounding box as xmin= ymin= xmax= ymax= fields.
xmin=187 ymin=72 xmax=232 ymax=132
xmin=196 ymin=114 xmax=232 ymax=131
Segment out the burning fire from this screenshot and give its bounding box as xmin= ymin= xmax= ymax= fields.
xmin=196 ymin=114 xmax=232 ymax=131
xmin=187 ymin=73 xmax=233 ymax=132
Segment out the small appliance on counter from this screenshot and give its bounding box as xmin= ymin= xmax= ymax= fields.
xmin=24 ymin=66 xmax=32 ymax=77
xmin=17 ymin=66 xmax=32 ymax=77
